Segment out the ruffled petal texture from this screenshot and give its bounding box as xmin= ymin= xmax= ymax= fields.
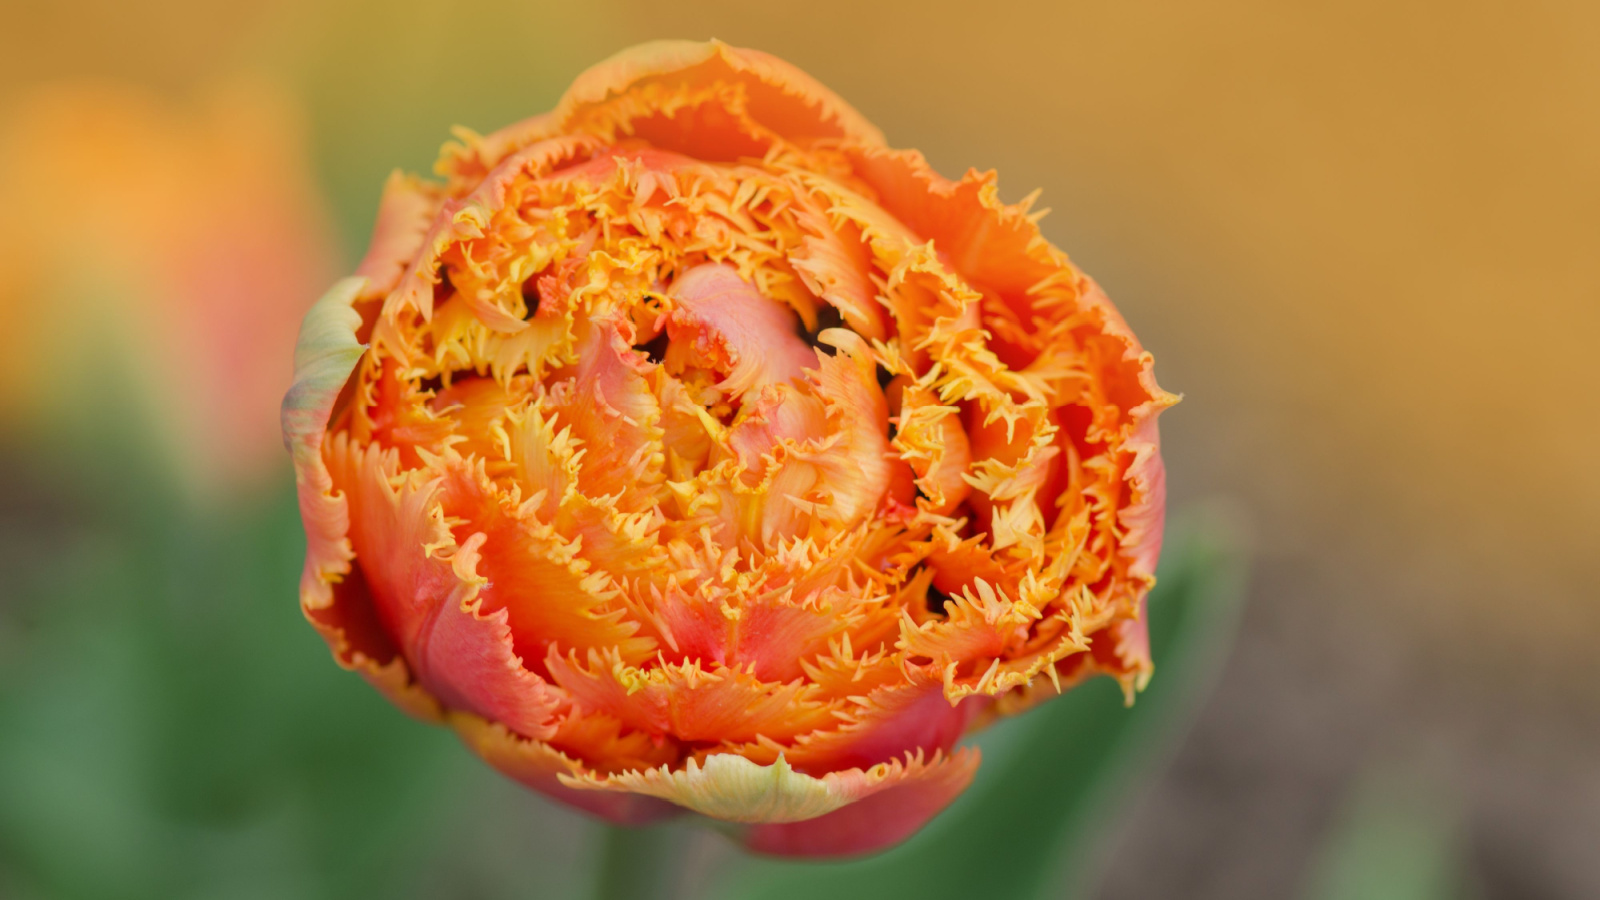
xmin=285 ymin=39 xmax=1174 ymax=857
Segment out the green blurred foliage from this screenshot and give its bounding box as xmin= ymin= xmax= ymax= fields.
xmin=0 ymin=408 xmax=602 ymax=900
xmin=1303 ymin=764 xmax=1476 ymax=900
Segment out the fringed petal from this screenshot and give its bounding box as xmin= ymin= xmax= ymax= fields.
xmin=330 ymin=440 xmax=563 ymax=739
xmin=666 ymin=263 xmax=818 ymax=399
xmin=560 ymin=746 xmax=974 ymax=842
xmin=450 ymin=711 xmax=681 ymax=825
xmin=552 ymin=318 xmax=667 ymax=508
xmin=283 ymin=277 xmax=368 ymax=611
xmin=556 ymin=40 xmax=885 ymax=150
xmin=436 ymin=462 xmax=657 ymax=670
xmin=766 ymin=679 xmax=982 ymax=775
xmin=303 ymin=568 xmax=443 ymax=722
xmin=740 ymin=748 xmax=980 ymax=856
xmin=354 ymin=172 xmax=444 ymax=299
xmin=546 ymin=650 xmax=837 ymax=745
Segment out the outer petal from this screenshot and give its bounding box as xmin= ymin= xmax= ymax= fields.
xmin=449 ymin=711 xmax=681 ymax=825
xmin=1120 ymin=414 xmax=1168 ymax=582
xmin=353 ymin=171 xmax=443 ymax=299
xmin=741 ymin=748 xmax=981 ymax=857
xmin=283 ymin=278 xmax=445 ymax=719
xmin=557 ymin=40 xmax=885 ymax=148
xmin=332 ymin=443 xmax=565 ymax=740
xmin=282 ymin=276 xmax=367 ymax=610
xmin=440 ymin=40 xmax=887 ymax=181
xmin=559 ymin=748 xmax=977 ymax=841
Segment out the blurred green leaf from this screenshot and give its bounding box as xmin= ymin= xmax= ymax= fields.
xmin=709 ymin=507 xmax=1248 ymax=900
xmin=1303 ymin=763 xmax=1474 ymax=900
xmin=0 ymin=409 xmax=601 ymax=899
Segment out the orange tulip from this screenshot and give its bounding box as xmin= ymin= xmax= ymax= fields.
xmin=0 ymin=80 xmax=337 ymax=492
xmin=285 ymin=40 xmax=1175 ymax=856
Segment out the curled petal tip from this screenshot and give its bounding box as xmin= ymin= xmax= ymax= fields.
xmin=282 ymin=276 xmax=368 ymax=454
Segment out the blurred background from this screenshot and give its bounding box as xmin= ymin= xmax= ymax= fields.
xmin=1 ymin=1 xmax=1595 ymax=898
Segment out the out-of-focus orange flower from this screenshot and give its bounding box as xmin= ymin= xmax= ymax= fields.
xmin=0 ymin=79 xmax=337 ymax=490
xmin=285 ymin=40 xmax=1175 ymax=856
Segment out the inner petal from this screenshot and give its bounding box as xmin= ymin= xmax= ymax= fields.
xmin=664 ymin=262 xmax=819 ymax=401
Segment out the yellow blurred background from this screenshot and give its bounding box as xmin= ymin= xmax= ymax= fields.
xmin=1 ymin=0 xmax=1594 ymax=897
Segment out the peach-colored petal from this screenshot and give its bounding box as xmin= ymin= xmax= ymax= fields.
xmin=552 ymin=319 xmax=668 ymax=506
xmin=546 ymin=650 xmax=836 ymax=745
xmin=435 ymin=464 xmax=657 ymax=670
xmin=283 ymin=278 xmax=449 ymax=721
xmin=801 ymin=329 xmax=893 ymax=528
xmin=303 ymin=568 xmax=444 ymax=722
xmin=666 ymin=263 xmax=819 ymax=399
xmin=556 ymin=40 xmax=885 ymax=150
xmin=788 ymin=200 xmax=886 ymax=340
xmin=775 ymin=679 xmax=983 ymax=775
xmin=450 ymin=711 xmax=681 ymax=825
xmin=331 ymin=442 xmax=563 ymax=740
xmin=1120 ymin=414 xmax=1169 ymax=582
xmin=354 ymin=171 xmax=444 ymax=299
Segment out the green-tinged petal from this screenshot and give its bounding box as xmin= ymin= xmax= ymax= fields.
xmin=282 ymin=276 xmax=367 ymax=461
xmin=560 ymin=749 xmax=975 ymax=829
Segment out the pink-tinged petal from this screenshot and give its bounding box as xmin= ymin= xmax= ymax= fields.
xmin=727 ymin=591 xmax=854 ymax=684
xmin=304 ymin=568 xmax=444 ymax=722
xmin=1120 ymin=414 xmax=1168 ymax=582
xmin=552 ymin=319 xmax=667 ymax=507
xmin=449 ymin=711 xmax=681 ymax=825
xmin=803 ymin=329 xmax=893 ymax=528
xmin=330 ymin=441 xmax=563 ymax=740
xmin=779 ymin=680 xmax=984 ymax=775
xmin=434 ymin=464 xmax=657 ymax=671
xmin=666 ymin=263 xmax=819 ymax=399
xmin=643 ymin=575 xmax=853 ymax=684
xmin=724 ymin=384 xmax=828 ymax=473
xmin=1105 ymin=603 xmax=1154 ymax=694
xmin=740 ymin=748 xmax=980 ymax=857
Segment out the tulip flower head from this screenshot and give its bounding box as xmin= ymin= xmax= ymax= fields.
xmin=285 ymin=40 xmax=1175 ymax=856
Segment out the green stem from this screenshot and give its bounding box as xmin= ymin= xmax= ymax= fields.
xmin=589 ymin=824 xmax=689 ymax=900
